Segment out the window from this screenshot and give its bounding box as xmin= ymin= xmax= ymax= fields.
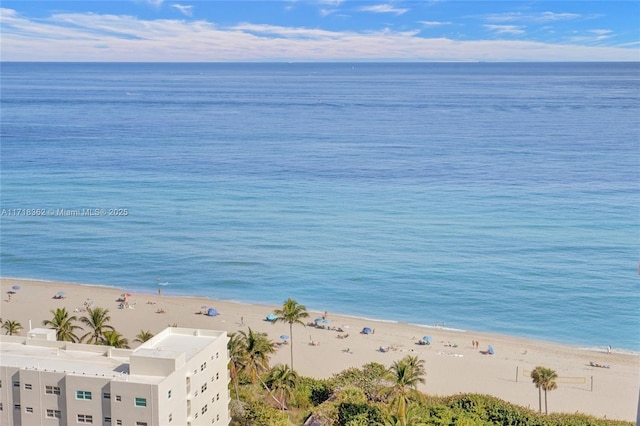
xmin=46 ymin=409 xmax=62 ymax=419
xmin=116 ymin=421 xmax=122 ymax=426
xmin=136 ymin=422 xmax=148 ymax=426
xmin=169 ymin=413 xmax=173 ymax=423
xmin=135 ymin=397 xmax=147 ymax=407
xmin=115 ymin=395 xmax=122 ymax=402
xmin=167 ymin=390 xmax=172 ymax=399
xmin=76 ymin=390 xmax=92 ymax=400
xmin=77 ymin=414 xmax=93 ymax=423
xmin=13 ymin=381 xmax=19 ymax=388
xmin=0 ymin=403 xmax=3 ymax=411
xmin=216 ymin=352 xmax=219 ymax=359
xmin=201 ymin=404 xmax=208 ymax=414
xmin=14 ymin=404 xmax=20 ymax=410
xmin=25 ymin=407 xmax=34 ymax=413
xmin=105 ymin=417 xmax=112 ymax=423
xmin=216 ymin=393 xmax=220 ymax=401
xmin=46 ymin=385 xmax=61 ymax=395
xmin=103 ymin=392 xmax=111 ymax=399
xmin=215 ymin=372 xmax=219 ymax=380
xmin=195 ymin=412 xmax=199 ymax=419
xmin=201 ymin=383 xmax=207 ymax=393
xmin=24 ymin=383 xmax=32 ymax=390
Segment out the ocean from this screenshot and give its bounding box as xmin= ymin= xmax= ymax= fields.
xmin=1 ymin=62 xmax=638 ymax=351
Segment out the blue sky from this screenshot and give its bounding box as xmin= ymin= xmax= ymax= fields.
xmin=1 ymin=1 xmax=638 ymax=61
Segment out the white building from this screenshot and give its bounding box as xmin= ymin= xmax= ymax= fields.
xmin=0 ymin=327 xmax=230 ymax=426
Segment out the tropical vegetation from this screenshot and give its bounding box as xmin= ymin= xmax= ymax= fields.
xmin=80 ymin=306 xmax=115 ymax=344
xmin=2 ymin=319 xmax=22 ymax=336
xmin=531 ymin=365 xmax=559 ymax=415
xmin=225 ymin=349 xmax=630 ymax=426
xmin=42 ymin=307 xmax=82 ymax=342
xmin=272 ymin=298 xmax=309 ymax=370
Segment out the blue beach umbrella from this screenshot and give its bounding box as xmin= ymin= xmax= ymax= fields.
xmin=12 ymin=285 xmax=21 ymax=291
xmin=206 ymin=308 xmax=219 ymax=317
xmin=266 ymin=313 xmax=278 ymax=322
xmin=280 ymin=335 xmax=290 ymax=340
xmin=362 ymin=327 xmax=373 ymax=334
xmin=488 ymin=345 xmax=494 ymax=355
xmin=422 ymin=336 xmax=432 ymax=344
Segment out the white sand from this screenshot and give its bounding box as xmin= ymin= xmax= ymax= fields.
xmin=1 ymin=278 xmax=637 ymax=421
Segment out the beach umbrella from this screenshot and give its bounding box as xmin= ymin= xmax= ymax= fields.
xmin=315 ymin=318 xmax=330 ymax=324
xmin=206 ymin=308 xmax=219 ymax=317
xmin=12 ymin=285 xmax=21 ymax=291
xmin=57 ymin=291 xmax=67 ymax=296
xmin=488 ymin=345 xmax=494 ymax=355
xmin=266 ymin=313 xmax=278 ymax=321
xmin=362 ymin=327 xmax=373 ymax=334
xmin=280 ymin=335 xmax=290 ymax=340
xmin=121 ymin=293 xmax=131 ymax=298
xmin=341 ymin=324 xmax=350 ymax=329
xmin=422 ymin=336 xmax=432 ymax=344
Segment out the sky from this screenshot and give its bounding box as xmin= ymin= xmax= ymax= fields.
xmin=1 ymin=1 xmax=639 ymax=62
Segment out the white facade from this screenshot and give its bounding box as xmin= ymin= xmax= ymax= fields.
xmin=0 ymin=327 xmax=230 ymax=426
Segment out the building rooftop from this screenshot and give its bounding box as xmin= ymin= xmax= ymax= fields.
xmin=0 ymin=327 xmax=227 ymax=384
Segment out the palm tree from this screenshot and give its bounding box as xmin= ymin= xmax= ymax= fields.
xmin=80 ymin=307 xmax=115 ymax=344
xmin=42 ymin=307 xmax=82 ymax=342
xmin=133 ymin=330 xmax=154 ymax=344
xmin=266 ymin=364 xmax=299 ymax=411
xmin=227 ymin=332 xmax=246 ymax=402
xmin=238 ymin=327 xmax=276 ymax=382
xmin=100 ymin=330 xmax=130 ymax=348
xmin=2 ymin=320 xmax=22 ymax=336
xmin=531 ymin=366 xmax=558 ymax=414
xmin=272 ymin=298 xmax=309 ymax=370
xmin=379 ymin=355 xmax=426 ymax=426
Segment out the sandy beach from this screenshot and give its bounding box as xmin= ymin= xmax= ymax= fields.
xmin=1 ymin=277 xmax=637 ymax=421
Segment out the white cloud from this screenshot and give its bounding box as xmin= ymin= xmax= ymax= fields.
xmin=419 ymin=21 xmax=452 ymax=27
xmin=320 ymin=9 xmax=337 ymax=17
xmin=484 ymin=25 xmax=526 ymax=35
xmin=484 ymin=11 xmax=581 ymax=23
xmin=171 ymin=4 xmax=193 ymax=17
xmin=359 ymin=4 xmax=409 ymax=15
xmin=0 ymin=9 xmax=636 ymax=62
xmin=568 ymin=29 xmax=615 ymax=44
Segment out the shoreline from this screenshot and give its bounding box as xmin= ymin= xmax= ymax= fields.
xmin=7 ymin=275 xmax=635 ymax=355
xmin=1 ymin=277 xmax=638 ymax=421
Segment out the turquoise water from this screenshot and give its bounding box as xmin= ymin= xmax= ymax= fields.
xmin=1 ymin=62 xmax=638 ymax=350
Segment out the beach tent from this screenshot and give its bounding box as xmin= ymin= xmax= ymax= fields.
xmin=488 ymin=345 xmax=494 ymax=355
xmin=422 ymin=336 xmax=432 ymax=344
xmin=266 ymin=313 xmax=278 ymax=322
xmin=206 ymin=308 xmax=219 ymax=317
xmin=362 ymin=327 xmax=373 ymax=334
